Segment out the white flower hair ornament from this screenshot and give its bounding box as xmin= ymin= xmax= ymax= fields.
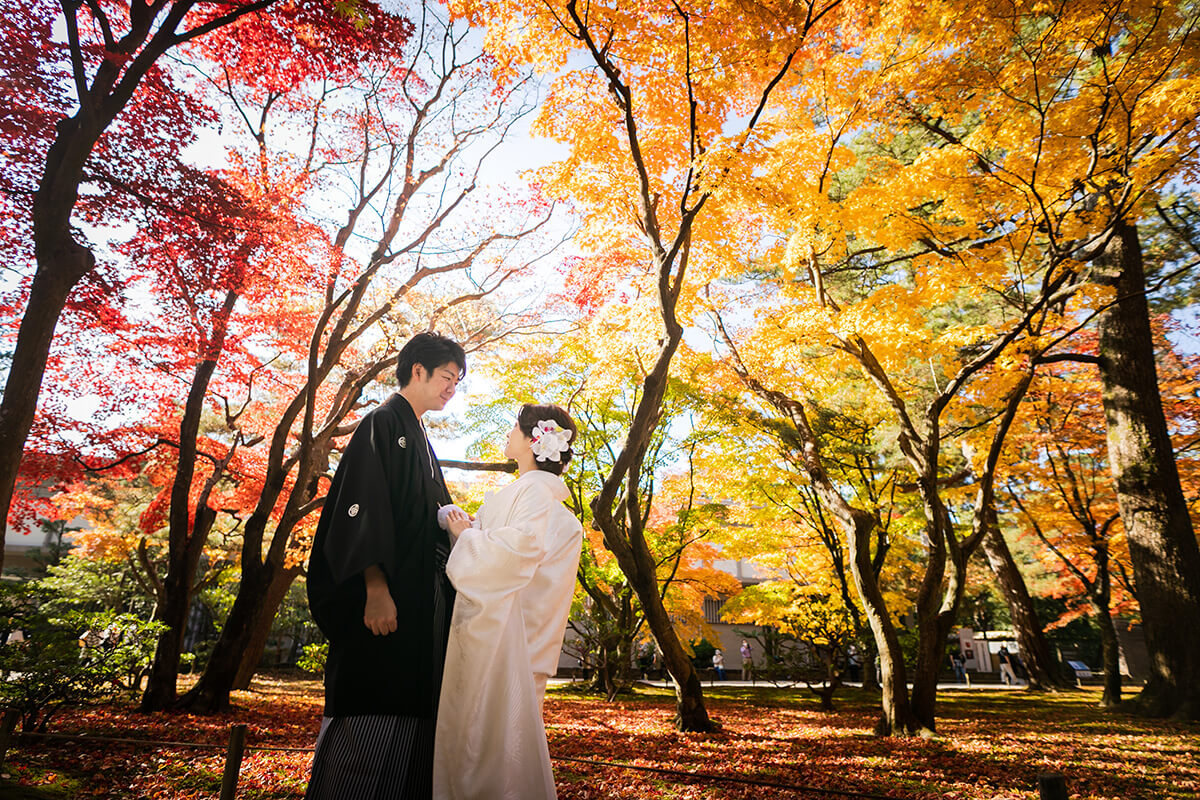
xmin=530 ymin=419 xmax=573 ymax=462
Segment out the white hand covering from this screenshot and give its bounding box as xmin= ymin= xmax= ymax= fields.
xmin=436 ymin=504 xmax=467 ymax=534
xmin=433 ymin=470 xmax=583 ymax=800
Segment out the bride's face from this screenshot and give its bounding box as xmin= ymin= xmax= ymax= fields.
xmin=503 ymin=422 xmax=532 ymax=461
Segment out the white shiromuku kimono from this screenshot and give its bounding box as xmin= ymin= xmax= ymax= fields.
xmin=433 ymin=469 xmax=583 ymax=800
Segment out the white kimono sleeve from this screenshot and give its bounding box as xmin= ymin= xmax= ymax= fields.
xmin=434 ymin=483 xmax=558 ymax=800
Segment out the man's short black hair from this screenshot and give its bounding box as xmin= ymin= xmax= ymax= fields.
xmin=395 ymin=333 xmax=467 ymax=387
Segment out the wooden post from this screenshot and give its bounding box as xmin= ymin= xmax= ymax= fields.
xmin=1038 ymin=773 xmax=1068 ymax=800
xmin=219 ymin=724 xmax=248 ymax=800
xmin=0 ymin=708 xmax=20 ymax=772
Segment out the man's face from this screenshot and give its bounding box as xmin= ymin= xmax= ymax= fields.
xmin=410 ymin=361 xmax=461 ymax=412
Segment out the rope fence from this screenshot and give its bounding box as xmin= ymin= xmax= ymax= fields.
xmin=2 ymin=720 xmax=1071 ymax=800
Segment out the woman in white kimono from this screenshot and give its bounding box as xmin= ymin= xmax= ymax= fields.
xmin=433 ymin=403 xmax=583 ymax=800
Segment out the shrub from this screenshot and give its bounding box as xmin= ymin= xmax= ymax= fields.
xmin=297 ymin=642 xmax=327 ymax=675
xmin=0 ymin=583 xmax=164 ymax=731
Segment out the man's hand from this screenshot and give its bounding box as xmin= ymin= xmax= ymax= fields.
xmin=363 ymin=565 xmax=397 ymax=636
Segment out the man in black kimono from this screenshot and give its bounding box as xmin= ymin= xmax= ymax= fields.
xmin=304 ymin=332 xmax=466 ymax=800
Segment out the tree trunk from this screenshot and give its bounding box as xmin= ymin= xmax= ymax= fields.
xmin=909 ymin=599 xmax=952 ymax=735
xmin=1095 ymin=605 xmax=1122 ymax=708
xmin=589 ymin=645 xmax=614 ymax=697
xmin=810 ymin=652 xmax=842 ymax=711
xmin=0 ymin=266 xmax=82 ymax=575
xmin=634 ymin=569 xmax=712 ymax=731
xmin=813 ymin=681 xmax=838 ymax=711
xmin=980 ymin=525 xmax=1069 ymax=690
xmin=591 ymin=627 xmax=623 ymax=700
xmin=141 ymin=508 xmax=215 ymax=709
xmin=609 ymin=611 xmax=636 ymax=699
xmin=1094 ymin=219 xmax=1200 ymax=720
xmin=141 ymin=294 xmax=234 ymax=712
xmin=589 ymin=309 xmax=712 ymax=729
xmin=179 ymin=561 xmax=296 ymax=712
xmin=908 ymin=484 xmax=954 ymax=735
xmin=232 ymin=565 xmax=301 ymax=690
xmin=602 ymin=506 xmax=711 ymax=728
xmin=139 ymin=567 xmax=192 ymax=710
xmin=669 ymin=663 xmax=710 ymax=731
xmin=843 ymin=511 xmax=918 ymax=735
xmin=140 ymin=503 xmax=218 ymax=710
xmin=829 ymin=520 xmax=882 ymax=692
xmin=784 ymin=394 xmax=915 ymax=733
xmin=232 ymin=567 xmax=300 ymax=689
xmin=0 ymin=111 xmax=104 ymax=573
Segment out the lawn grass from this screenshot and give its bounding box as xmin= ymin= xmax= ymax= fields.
xmin=1 ymin=675 xmax=1196 ymax=798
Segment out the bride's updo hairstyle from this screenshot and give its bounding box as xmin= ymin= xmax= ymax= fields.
xmin=517 ymin=403 xmax=578 ymax=476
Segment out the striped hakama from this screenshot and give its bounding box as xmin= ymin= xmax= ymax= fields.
xmin=305 ymin=547 xmax=452 ymax=800
xmin=304 ymin=714 xmax=435 ymax=800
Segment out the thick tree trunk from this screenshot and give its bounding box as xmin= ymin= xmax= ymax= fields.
xmin=0 ymin=113 xmax=103 ymax=574
xmin=1094 ymin=219 xmax=1200 ymax=720
xmin=140 ymin=566 xmax=193 ymax=710
xmin=980 ymin=526 xmax=1069 ymax=691
xmin=232 ymin=565 xmax=301 ymax=690
xmin=180 ymin=561 xmax=297 ymax=712
xmin=909 ymin=598 xmax=953 ymax=735
xmin=141 ymin=509 xmax=215 ymax=710
xmin=669 ymin=664 xmax=710 ymax=731
xmin=0 ymin=267 xmax=81 ymax=575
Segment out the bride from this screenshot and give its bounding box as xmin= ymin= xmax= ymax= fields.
xmin=433 ymin=403 xmax=583 ymax=800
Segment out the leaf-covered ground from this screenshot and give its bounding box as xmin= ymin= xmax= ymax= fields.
xmin=2 ymin=676 xmax=1197 ymax=799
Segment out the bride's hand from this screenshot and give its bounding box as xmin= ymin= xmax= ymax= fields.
xmin=445 ymin=508 xmax=473 ymax=537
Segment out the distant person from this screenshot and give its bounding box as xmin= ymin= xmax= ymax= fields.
xmin=305 ymin=332 xmax=465 ymax=800
xmin=434 ymin=404 xmax=584 ymax=800
xmin=712 ymin=649 xmax=726 ymax=680
xmin=998 ymin=646 xmax=1018 ymax=685
xmin=951 ymin=651 xmax=966 ymax=683
xmin=637 ymin=646 xmax=654 ymax=680
xmin=846 ymin=644 xmax=862 ymax=683
xmin=740 ymin=639 xmax=753 ymax=681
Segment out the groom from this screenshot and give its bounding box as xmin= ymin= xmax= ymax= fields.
xmin=305 ymin=332 xmax=466 ymax=800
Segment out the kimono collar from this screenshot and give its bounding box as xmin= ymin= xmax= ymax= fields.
xmin=516 ymin=469 xmax=570 ymax=502
xmin=386 ymin=392 xmax=418 ymax=423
